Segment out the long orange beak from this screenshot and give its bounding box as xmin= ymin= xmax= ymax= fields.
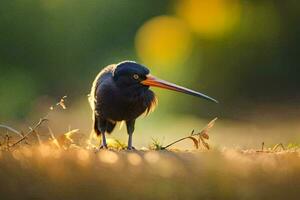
xmin=141 ymin=75 xmax=218 ymax=103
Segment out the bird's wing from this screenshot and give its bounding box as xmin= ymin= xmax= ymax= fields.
xmin=89 ymin=64 xmax=116 ymax=110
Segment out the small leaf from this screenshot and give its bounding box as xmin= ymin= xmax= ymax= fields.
xmin=201 ymin=132 xmax=209 ymax=140
xmin=57 ymin=100 xmax=66 ymax=109
xmin=48 ymin=128 xmax=61 ymax=148
xmin=200 ymin=137 xmax=210 ymax=150
xmin=56 ymin=96 xmax=68 ymax=110
xmin=199 ymin=118 xmax=217 ymax=138
xmin=63 ymin=129 xmax=79 ymax=143
xmin=207 ymin=117 xmax=218 ymax=129
xmin=203 ymin=142 xmax=210 ymax=150
xmin=58 ymin=129 xmax=80 ymax=147
xmin=272 ymin=143 xmax=285 ymax=151
xmin=187 ymin=136 xmax=199 ymax=149
xmin=110 ymin=138 xmax=127 ymax=150
xmin=150 ymin=138 xmax=164 ymax=150
xmin=190 ymin=129 xmax=195 ymax=136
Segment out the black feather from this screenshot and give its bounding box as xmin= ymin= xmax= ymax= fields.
xmin=89 ymin=61 xmax=156 ymax=136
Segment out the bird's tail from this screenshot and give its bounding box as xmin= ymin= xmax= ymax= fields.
xmin=106 ymin=121 xmax=116 ymax=134
xmin=94 ymin=115 xmax=116 ymax=135
xmin=93 ymin=116 xmax=101 ymax=136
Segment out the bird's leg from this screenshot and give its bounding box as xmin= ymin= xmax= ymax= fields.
xmin=126 ymin=120 xmax=136 ymax=150
xmin=97 ymin=118 xmax=108 ymax=149
xmin=128 ymin=134 xmax=134 ymax=150
xmin=99 ymin=132 xmax=108 ymax=149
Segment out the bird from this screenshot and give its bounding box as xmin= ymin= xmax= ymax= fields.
xmin=89 ymin=61 xmax=218 ymax=150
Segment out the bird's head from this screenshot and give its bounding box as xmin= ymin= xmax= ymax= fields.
xmin=113 ymin=61 xmax=218 ymax=103
xmin=113 ymin=61 xmax=150 ymax=88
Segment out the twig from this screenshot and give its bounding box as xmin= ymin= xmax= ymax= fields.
xmin=0 ymin=96 xmax=67 ymax=149
xmin=162 ymin=118 xmax=217 ymax=150
xmin=272 ymin=143 xmax=286 ymax=151
xmin=9 ymin=118 xmax=48 ymax=148
xmin=5 ymin=134 xmax=10 ymax=150
xmin=30 ymin=127 xmax=43 ymax=145
xmin=161 ymin=136 xmax=193 ymax=149
xmin=0 ymin=124 xmax=23 ymax=137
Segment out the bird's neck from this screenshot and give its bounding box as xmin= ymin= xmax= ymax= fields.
xmin=119 ymin=84 xmax=149 ymax=100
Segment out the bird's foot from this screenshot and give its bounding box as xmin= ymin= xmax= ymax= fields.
xmin=94 ymin=144 xmax=108 ymax=152
xmin=127 ymin=146 xmax=136 ymax=150
xmin=100 ymin=145 xmax=108 ymax=149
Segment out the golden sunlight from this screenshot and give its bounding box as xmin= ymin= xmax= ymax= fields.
xmin=135 ymin=16 xmax=192 ymax=67
xmin=39 ymin=145 xmax=51 ymax=158
xmin=176 ymin=0 xmax=241 ymax=38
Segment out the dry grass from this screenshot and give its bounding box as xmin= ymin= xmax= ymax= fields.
xmin=0 ymin=123 xmax=299 ymax=200
xmin=1 ymin=98 xmax=300 ymax=200
xmin=0 ymin=145 xmax=300 ymax=200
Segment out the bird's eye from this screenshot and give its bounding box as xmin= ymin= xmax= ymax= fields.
xmin=133 ymin=74 xmax=139 ymax=80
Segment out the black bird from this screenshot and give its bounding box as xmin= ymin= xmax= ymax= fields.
xmin=89 ymin=61 xmax=218 ymax=150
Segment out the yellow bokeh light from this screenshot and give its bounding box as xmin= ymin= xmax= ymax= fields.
xmin=176 ymin=0 xmax=241 ymax=38
xmin=144 ymin=151 xmax=160 ymax=164
xmin=77 ymin=149 xmax=90 ymax=162
xmin=98 ymin=150 xmax=119 ymax=164
xmin=135 ymin=16 xmax=192 ymax=67
xmin=127 ymin=153 xmax=142 ymax=166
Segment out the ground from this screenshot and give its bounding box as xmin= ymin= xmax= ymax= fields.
xmin=0 ymin=146 xmax=300 ymax=200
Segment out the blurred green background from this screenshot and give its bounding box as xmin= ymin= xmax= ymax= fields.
xmin=0 ymin=0 xmax=299 ymax=122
